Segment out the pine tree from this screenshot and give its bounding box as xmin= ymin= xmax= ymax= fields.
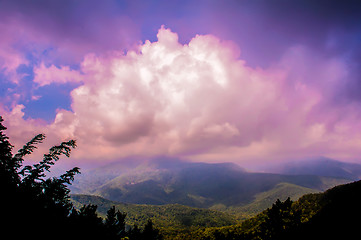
xmin=105 ymin=206 xmax=127 ymax=239
xmin=259 ymin=197 xmax=301 ymax=240
xmin=142 ymin=219 xmax=163 ymax=240
xmin=128 ymin=224 xmax=142 ymax=240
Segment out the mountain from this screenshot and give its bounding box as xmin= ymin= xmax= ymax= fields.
xmin=69 ymin=158 xmax=144 ymax=193
xmin=72 ymin=180 xmax=361 ymax=240
xmin=71 ymin=158 xmax=350 ymax=218
xmin=254 ymin=157 xmax=361 ymax=180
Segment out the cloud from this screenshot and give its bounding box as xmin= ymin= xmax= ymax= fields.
xmin=0 ymin=0 xmax=141 ymax=72
xmin=33 ymin=63 xmax=83 ymax=86
xmin=0 ymin=21 xmax=28 ymax=84
xmin=3 ymin=27 xmax=361 ymax=164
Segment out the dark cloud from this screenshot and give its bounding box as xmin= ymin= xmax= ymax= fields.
xmin=0 ymin=0 xmax=141 ymax=64
xmin=198 ymin=0 xmax=361 ymax=102
xmin=256 ymin=0 xmax=361 ymax=51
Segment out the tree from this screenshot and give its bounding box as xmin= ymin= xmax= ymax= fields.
xmin=128 ymin=224 xmax=142 ymax=240
xmin=0 ymin=116 xmax=80 ymax=238
xmin=1 ymin=116 xmax=163 ymax=239
xmin=142 ymin=219 xmax=163 ymax=240
xmin=105 ymin=206 xmax=127 ymax=239
xmin=259 ymin=197 xmax=301 ymax=240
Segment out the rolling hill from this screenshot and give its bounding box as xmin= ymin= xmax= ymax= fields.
xmin=71 ymin=194 xmax=238 ymax=238
xmin=72 ymin=180 xmax=361 ymax=240
xmin=220 ymin=182 xmax=318 ymax=219
xmin=70 ymin=157 xmax=352 ymax=218
xmin=196 ymin=180 xmax=361 ymax=240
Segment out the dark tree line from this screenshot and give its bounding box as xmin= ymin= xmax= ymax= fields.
xmin=0 ymin=116 xmax=162 ymax=240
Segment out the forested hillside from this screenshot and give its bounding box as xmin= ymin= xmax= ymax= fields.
xmin=72 ymin=180 xmax=361 ymax=240
xmin=71 ymin=158 xmax=349 ymax=220
xmin=184 ymin=180 xmax=361 ymax=240
xmin=72 ymin=194 xmax=238 ymax=238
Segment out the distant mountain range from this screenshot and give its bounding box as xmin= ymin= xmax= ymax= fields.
xmin=255 ymin=157 xmax=361 ymax=180
xmin=71 ymin=179 xmax=361 ymax=239
xmin=70 ymin=157 xmax=359 ymax=219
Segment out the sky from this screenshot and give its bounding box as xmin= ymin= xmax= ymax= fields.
xmin=1 ymin=0 xmax=361 ymax=166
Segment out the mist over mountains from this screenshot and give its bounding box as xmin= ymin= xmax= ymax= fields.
xmin=70 ymin=157 xmax=358 ymax=218
xmin=252 ymin=157 xmax=361 ymax=180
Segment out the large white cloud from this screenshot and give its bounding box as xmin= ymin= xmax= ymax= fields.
xmin=3 ymin=27 xmax=361 ymax=164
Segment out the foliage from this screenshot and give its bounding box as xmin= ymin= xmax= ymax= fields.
xmin=284 ymin=180 xmax=361 ymax=240
xmin=0 ymin=116 xmax=162 ymax=239
xmin=221 ymin=182 xmax=317 ymax=220
xmin=1 ymin=116 xmax=79 ymax=238
xmin=71 ymin=194 xmax=237 ymax=239
xmin=258 ymin=198 xmax=301 ymax=239
xmin=173 ymin=180 xmax=361 ymax=240
xmin=105 ymin=206 xmax=127 ymax=239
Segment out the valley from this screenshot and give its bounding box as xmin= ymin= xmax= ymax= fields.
xmin=69 ymin=158 xmax=361 ymax=239
xmin=70 ymin=157 xmax=354 ymax=220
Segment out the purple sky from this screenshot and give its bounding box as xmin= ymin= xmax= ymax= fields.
xmin=1 ymin=0 xmax=361 ymax=165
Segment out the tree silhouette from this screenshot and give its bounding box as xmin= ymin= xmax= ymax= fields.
xmin=0 ymin=116 xmax=163 ymax=239
xmin=128 ymin=224 xmax=142 ymax=240
xmin=105 ymin=206 xmax=127 ymax=239
xmin=142 ymin=219 xmax=163 ymax=240
xmin=0 ymin=116 xmax=80 ymax=238
xmin=259 ymin=197 xmax=301 ymax=240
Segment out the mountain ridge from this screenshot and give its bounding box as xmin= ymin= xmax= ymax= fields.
xmin=251 ymin=157 xmax=361 ymax=180
xmin=70 ymin=157 xmax=354 ymax=218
